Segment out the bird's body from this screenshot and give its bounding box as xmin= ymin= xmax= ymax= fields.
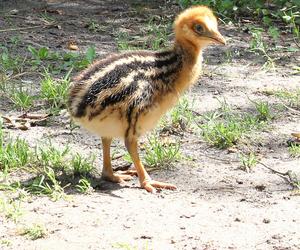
xmin=69 ymin=47 xmax=202 ymax=138
xmin=68 ymin=6 xmax=225 ymax=192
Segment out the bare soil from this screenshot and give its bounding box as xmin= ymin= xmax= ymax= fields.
xmin=0 ymin=1 xmax=300 ymax=249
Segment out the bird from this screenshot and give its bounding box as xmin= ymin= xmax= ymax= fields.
xmin=68 ymin=6 xmax=226 ymax=193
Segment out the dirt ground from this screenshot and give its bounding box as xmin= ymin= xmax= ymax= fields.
xmin=0 ymin=0 xmax=300 ymax=249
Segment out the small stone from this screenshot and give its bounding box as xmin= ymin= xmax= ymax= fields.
xmin=263 ymin=218 xmax=270 ymax=224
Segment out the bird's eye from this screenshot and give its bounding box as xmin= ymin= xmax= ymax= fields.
xmin=194 ymin=24 xmax=204 ymax=34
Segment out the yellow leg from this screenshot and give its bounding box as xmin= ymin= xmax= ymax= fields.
xmin=125 ymin=137 xmax=177 ymax=192
xmin=101 ymin=137 xmax=133 ymax=183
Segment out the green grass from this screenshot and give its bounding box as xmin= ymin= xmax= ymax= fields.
xmin=40 ymin=71 xmax=70 ymax=112
xmin=76 ymin=178 xmax=93 ymax=194
xmin=144 ymin=134 xmax=181 ymax=168
xmin=239 ymin=152 xmax=258 ymax=172
xmin=0 ymin=196 xmax=23 ymax=222
xmin=0 ymin=119 xmax=95 ymax=202
xmin=115 ymin=16 xmax=171 ymax=51
xmin=198 ymin=101 xmax=270 ymax=148
xmin=273 ymin=88 xmax=300 ymax=109
xmin=20 ymin=224 xmax=47 ymax=240
xmin=289 ymin=143 xmax=300 ymax=157
xmin=169 ymin=96 xmax=195 ymax=130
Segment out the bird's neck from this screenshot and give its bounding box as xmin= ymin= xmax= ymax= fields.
xmin=172 ymin=41 xmax=203 ymax=94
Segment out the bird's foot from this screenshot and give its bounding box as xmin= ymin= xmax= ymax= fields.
xmin=141 ymin=179 xmax=177 ymax=193
xmin=102 ymin=172 xmax=133 ymax=183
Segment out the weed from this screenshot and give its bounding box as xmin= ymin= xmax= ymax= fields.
xmin=76 ymin=178 xmax=93 ymax=193
xmin=0 ymin=130 xmax=32 ymax=173
xmin=253 ymin=100 xmax=274 ymax=121
xmin=116 ymin=31 xmax=136 ymax=51
xmin=273 ymin=88 xmax=300 ymax=109
xmin=0 ymin=239 xmax=11 ymax=246
xmin=40 ymin=71 xmax=70 ymax=112
xmin=0 ymin=196 xmax=23 ymax=222
xmin=240 ymin=152 xmax=258 ymax=172
xmin=144 ymin=134 xmax=181 ymax=167
xmin=249 ymin=27 xmax=276 ymax=70
xmin=37 ymin=143 xmax=70 ymax=171
xmin=70 ymin=153 xmax=95 ymax=176
xmin=0 ymin=46 xmax=24 ymax=73
xmin=87 ymin=20 xmax=105 ymax=33
xmin=9 ymin=86 xmax=34 ymax=110
xmin=27 ymin=167 xmax=67 ymax=201
xmin=28 ymin=46 xmax=50 ymax=65
xmin=144 ymin=17 xmax=171 ymax=50
xmin=21 ymin=224 xmax=47 ymax=240
xmin=288 ymin=143 xmax=300 ymax=157
xmin=199 ymin=102 xmax=267 ymax=148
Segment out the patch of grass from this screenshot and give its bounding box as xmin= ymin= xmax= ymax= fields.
xmin=288 ymin=143 xmax=300 ymax=157
xmin=37 ymin=143 xmax=70 ymax=171
xmin=239 ymin=152 xmax=258 ymax=172
xmin=28 ymin=45 xmax=96 ymax=74
xmin=273 ymin=88 xmax=300 ymax=109
xmin=40 ymin=71 xmax=70 ymax=112
xmin=70 ymin=153 xmax=95 ymax=176
xmin=26 ymin=167 xmax=67 ymax=201
xmin=20 ymin=224 xmax=47 ymax=240
xmin=0 ymin=239 xmax=12 ymax=247
xmin=0 ymin=46 xmax=24 ymax=73
xmin=115 ymin=17 xmax=171 ymax=51
xmin=0 ymin=120 xmax=95 ymax=200
xmin=198 ymin=101 xmax=268 ymax=148
xmin=0 ymin=196 xmax=23 ymax=222
xmin=252 ymin=100 xmax=274 ymax=121
xmin=76 ymin=178 xmax=93 ymax=194
xmin=9 ymin=86 xmax=34 ymax=110
xmin=86 ymin=20 xmax=105 ymax=33
xmin=144 ymin=134 xmax=181 ymax=168
xmin=0 ymin=127 xmax=32 ymax=173
xmin=249 ymin=27 xmax=276 ymax=70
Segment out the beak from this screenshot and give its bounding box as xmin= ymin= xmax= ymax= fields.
xmin=210 ymin=31 xmax=226 ymax=45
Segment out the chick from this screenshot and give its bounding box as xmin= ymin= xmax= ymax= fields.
xmin=68 ymin=6 xmax=226 ymax=192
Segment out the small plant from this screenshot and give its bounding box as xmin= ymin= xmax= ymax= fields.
xmin=40 ymin=71 xmax=70 ymax=112
xmin=87 ymin=20 xmax=105 ymax=33
xmin=288 ymin=143 xmax=300 ymax=157
xmin=76 ymin=178 xmax=93 ymax=193
xmin=0 ymin=196 xmax=23 ymax=222
xmin=37 ymin=143 xmax=70 ymax=171
xmin=27 ymin=167 xmax=66 ymax=201
xmin=240 ymin=152 xmax=258 ymax=172
xmin=21 ymin=224 xmax=47 ymax=240
xmin=253 ymin=100 xmax=274 ymax=121
xmin=144 ymin=134 xmax=181 ymax=167
xmin=28 ymin=46 xmax=50 ymax=65
xmin=9 ymin=86 xmax=34 ymax=110
xmin=0 ymin=131 xmax=32 ymax=173
xmin=199 ymin=102 xmax=267 ymax=148
xmin=0 ymin=46 xmax=24 ymax=73
xmin=249 ymin=27 xmax=275 ymax=70
xmin=273 ymin=88 xmax=300 ymax=109
xmin=70 ymin=153 xmax=95 ymax=176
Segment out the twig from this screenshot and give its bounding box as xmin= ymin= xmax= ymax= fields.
xmin=282 ymin=104 xmax=300 ymax=114
xmin=0 ymin=24 xmax=54 ymax=33
xmin=258 ymin=161 xmax=299 ymax=189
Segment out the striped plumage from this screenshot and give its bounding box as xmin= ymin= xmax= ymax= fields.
xmin=68 ymin=6 xmax=225 ymax=192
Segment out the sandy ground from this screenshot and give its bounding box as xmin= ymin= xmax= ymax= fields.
xmin=0 ymin=1 xmax=300 ymax=249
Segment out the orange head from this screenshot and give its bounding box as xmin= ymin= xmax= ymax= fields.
xmin=174 ymin=6 xmax=226 ymax=52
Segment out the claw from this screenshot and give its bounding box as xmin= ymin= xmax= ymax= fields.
xmin=141 ymin=180 xmax=177 ymax=193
